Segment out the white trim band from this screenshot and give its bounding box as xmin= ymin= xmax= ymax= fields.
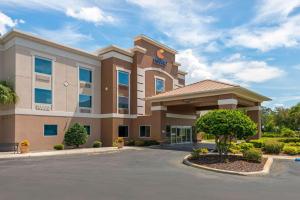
xmin=0 ymin=109 xmax=138 ymax=119
xmin=151 ymin=106 xmax=167 ymax=111
xmin=100 ymin=51 xmax=133 ymax=63
xmin=218 ymin=99 xmax=238 ymax=105
xmin=166 ymin=113 xmax=197 ymax=120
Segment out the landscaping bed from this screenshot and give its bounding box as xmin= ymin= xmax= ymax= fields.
xmin=188 ymin=155 xmax=267 ymax=172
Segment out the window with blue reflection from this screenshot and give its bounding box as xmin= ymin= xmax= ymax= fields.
xmin=35 ymin=57 xmax=52 ymax=75
xmin=118 ymin=96 xmax=128 ymax=109
xmin=79 ymin=68 xmax=92 ymax=83
xmin=44 ymin=125 xmax=57 ymax=136
xmin=79 ymin=95 xmax=92 ymax=108
xmin=155 ymin=78 xmax=165 ymax=94
xmin=35 ymin=88 xmax=52 ymax=104
xmin=118 ymin=71 xmax=129 ymax=86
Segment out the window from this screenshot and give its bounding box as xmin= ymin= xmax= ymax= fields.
xmin=118 ymin=96 xmax=128 ymax=109
xmin=155 ymin=78 xmax=165 ymax=94
xmin=84 ymin=125 xmax=91 ymax=135
xmin=118 ymin=126 xmax=129 ymax=137
xmin=44 ymin=125 xmax=57 ymax=136
xmin=35 ymin=88 xmax=52 ymax=104
xmin=79 ymin=68 xmax=92 ymax=83
xmin=35 ymin=57 xmax=52 ymax=75
xmin=118 ymin=71 xmax=129 ymax=86
xmin=140 ymin=126 xmax=151 ymax=138
xmin=79 ymin=95 xmax=92 ymax=108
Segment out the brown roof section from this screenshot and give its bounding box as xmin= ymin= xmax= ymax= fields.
xmin=147 ymin=79 xmax=271 ymax=102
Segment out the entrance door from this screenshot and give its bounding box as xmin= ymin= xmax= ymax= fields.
xmin=170 ymin=126 xmax=192 ymax=144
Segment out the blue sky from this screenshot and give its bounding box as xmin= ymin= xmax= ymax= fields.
xmin=0 ymin=0 xmax=300 ymax=108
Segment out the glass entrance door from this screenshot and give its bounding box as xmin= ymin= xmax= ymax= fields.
xmin=170 ymin=126 xmax=192 ymax=144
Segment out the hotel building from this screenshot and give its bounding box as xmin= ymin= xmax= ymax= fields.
xmin=0 ymin=29 xmax=270 ymax=150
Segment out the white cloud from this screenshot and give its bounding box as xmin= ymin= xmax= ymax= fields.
xmin=0 ymin=12 xmax=24 ymax=35
xmin=176 ymin=49 xmax=284 ymax=84
xmin=127 ymin=0 xmax=220 ymax=47
xmin=226 ymin=0 xmax=300 ymax=51
xmin=0 ymin=1 xmax=115 ymax=25
xmin=34 ymin=25 xmax=92 ymax=46
xmin=66 ymin=7 xmax=114 ymax=24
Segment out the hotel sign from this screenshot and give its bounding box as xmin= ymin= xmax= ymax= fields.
xmin=153 ymin=49 xmax=167 ymax=66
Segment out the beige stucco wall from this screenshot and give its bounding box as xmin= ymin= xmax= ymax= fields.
xmin=14 ymin=45 xmax=101 ymax=113
xmin=15 ymin=115 xmax=101 ymax=150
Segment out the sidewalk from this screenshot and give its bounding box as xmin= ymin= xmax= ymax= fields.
xmin=0 ymin=146 xmax=139 ymax=160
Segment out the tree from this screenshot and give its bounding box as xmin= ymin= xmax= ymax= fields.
xmin=64 ymin=123 xmax=88 ymax=148
xmin=0 ymin=81 xmax=18 ymax=105
xmin=195 ymin=109 xmax=257 ymax=160
xmin=289 ymin=103 xmax=300 ymax=131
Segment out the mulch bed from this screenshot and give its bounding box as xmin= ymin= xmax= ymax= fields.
xmin=188 ymin=155 xmax=267 ymax=172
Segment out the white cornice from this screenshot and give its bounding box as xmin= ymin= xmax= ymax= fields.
xmin=100 ymin=51 xmax=133 ymax=63
xmin=131 ymin=45 xmax=147 ymax=54
xmin=97 ymin=45 xmax=133 ymax=57
xmin=151 ymin=106 xmax=167 ymax=111
xmin=134 ymin=35 xmax=177 ymax=54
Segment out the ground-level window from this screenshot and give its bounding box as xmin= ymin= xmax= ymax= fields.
xmin=118 ymin=125 xmax=129 ymax=137
xmin=44 ymin=125 xmax=57 ymax=136
xmin=139 ymin=126 xmax=151 ymax=137
xmin=84 ymin=125 xmax=91 ymax=135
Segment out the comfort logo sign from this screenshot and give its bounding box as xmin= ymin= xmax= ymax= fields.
xmin=157 ymin=49 xmax=165 ymax=59
xmin=153 ymin=49 xmax=167 ymax=66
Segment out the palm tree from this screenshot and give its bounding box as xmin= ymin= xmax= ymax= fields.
xmin=0 ymin=81 xmax=18 ymax=105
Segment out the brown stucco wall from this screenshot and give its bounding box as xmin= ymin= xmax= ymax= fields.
xmin=0 ymin=115 xmax=15 ymax=143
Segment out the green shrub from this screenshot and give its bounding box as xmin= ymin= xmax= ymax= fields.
xmin=263 ymin=141 xmax=283 ymax=154
xmin=280 ymin=127 xmax=297 ymax=138
xmin=190 ymin=148 xmax=209 ymax=159
xmin=239 ymin=143 xmax=254 ymax=152
xmin=125 ymin=140 xmax=135 ymax=146
xmin=134 ymin=140 xmax=145 ymax=146
xmin=134 ymin=140 xmax=159 ymax=146
xmin=282 ymin=146 xmax=298 ymax=155
xmin=53 ymin=144 xmax=64 ymax=150
xmin=92 ymin=140 xmax=102 ymax=148
xmin=279 ymin=138 xmax=300 ymax=143
xmin=64 ymin=123 xmax=88 ymax=148
xmin=243 ymin=148 xmax=262 ymax=163
xmin=229 ymin=143 xmax=241 ymax=154
xmin=262 ymin=132 xmax=281 ymax=138
xmin=288 ymin=142 xmax=300 ymax=146
xmin=250 ymin=139 xmax=265 ymax=148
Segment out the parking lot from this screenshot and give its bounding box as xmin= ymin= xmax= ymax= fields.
xmin=0 ymin=148 xmax=299 ymax=200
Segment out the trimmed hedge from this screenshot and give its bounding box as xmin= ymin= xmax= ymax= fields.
xmin=134 ymin=140 xmax=160 ymax=147
xmin=243 ymin=148 xmax=262 ymax=163
xmin=53 ymin=144 xmax=64 ymax=150
xmin=278 ymin=138 xmax=300 ymax=143
xmin=92 ymin=140 xmax=102 ymax=148
xmin=263 ymin=141 xmax=283 ymax=154
xmin=249 ymin=139 xmax=265 ymax=148
xmin=283 ymin=146 xmax=299 ymax=155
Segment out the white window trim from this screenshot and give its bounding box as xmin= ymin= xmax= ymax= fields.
xmin=77 ymin=63 xmax=94 ymax=113
xmin=117 ymin=67 xmax=131 ymax=114
xmin=118 ymin=125 xmax=129 ymax=138
xmin=154 ymin=76 xmax=165 ymax=94
xmin=43 ymin=124 xmax=58 ymax=137
xmin=139 ymin=125 xmax=151 ymax=138
xmin=32 ymin=54 xmax=55 ymax=110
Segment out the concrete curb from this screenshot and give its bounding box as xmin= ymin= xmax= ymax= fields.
xmin=183 ymin=154 xmax=273 ymax=176
xmin=0 ymin=147 xmax=139 ymax=160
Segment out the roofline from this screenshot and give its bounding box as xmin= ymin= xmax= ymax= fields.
xmin=0 ymin=29 xmax=99 ymax=59
xmin=96 ymin=45 xmax=134 ymax=57
xmin=178 ymin=70 xmax=187 ymax=75
xmin=147 ymin=84 xmax=271 ymax=103
xmin=134 ymin=34 xmax=177 ymax=54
